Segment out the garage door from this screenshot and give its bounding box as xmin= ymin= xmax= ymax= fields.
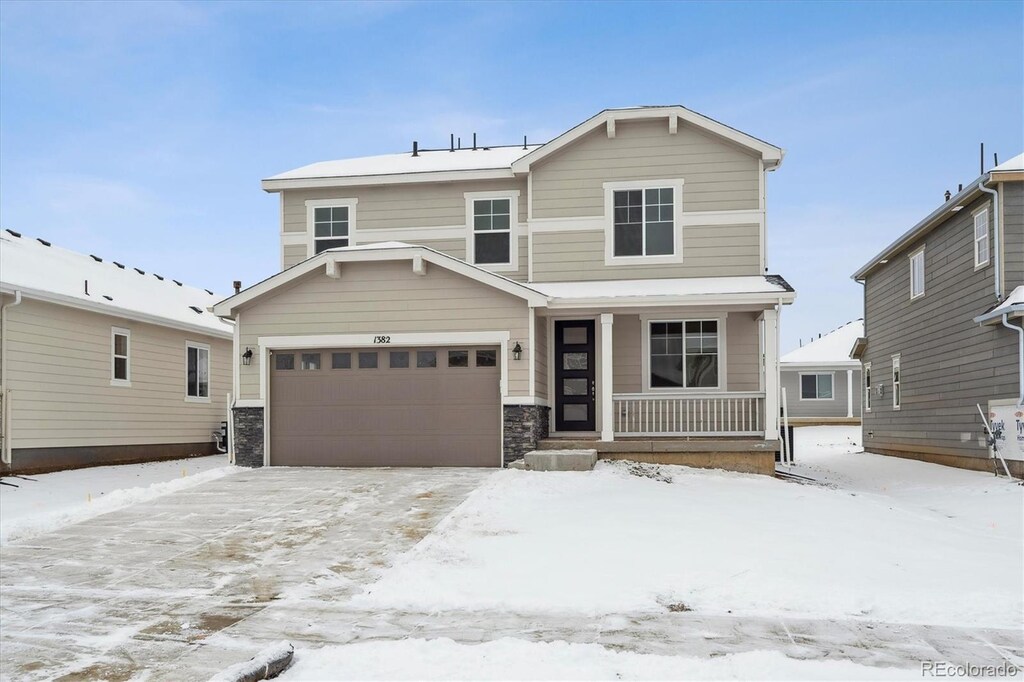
xmin=269 ymin=346 xmax=501 ymax=467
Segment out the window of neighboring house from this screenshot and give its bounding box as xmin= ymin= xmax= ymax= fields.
xmin=800 ymin=372 xmax=834 ymax=400
xmin=892 ymin=355 xmax=901 ymax=410
xmin=864 ymin=362 xmax=872 ymax=412
xmin=472 ymin=198 xmax=512 ymax=265
xmin=613 ymin=187 xmax=674 ymax=257
xmin=974 ymin=209 xmax=990 ymax=268
xmin=313 ymin=206 xmax=350 ymax=254
xmin=649 ymin=320 xmax=719 ymax=389
xmin=910 ymin=248 xmax=925 ymax=299
xmin=186 ymin=342 xmax=210 ymax=400
xmin=111 ymin=327 xmax=130 ymax=385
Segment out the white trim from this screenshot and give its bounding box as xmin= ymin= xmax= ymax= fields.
xmin=909 ymin=247 xmax=925 ymax=300
xmin=263 ymin=167 xmax=515 ymax=191
xmin=232 ymin=311 xmax=241 ymax=400
xmin=503 ymin=396 xmax=550 ymax=407
xmin=603 ymin=179 xmax=685 ymax=266
xmin=527 ymin=210 xmax=765 ymax=235
xmin=600 ymin=313 xmax=614 ymax=441
xmin=864 ymin=361 xmax=872 ymax=412
xmin=545 ymin=291 xmax=795 ymax=310
xmin=762 ymin=307 xmax=780 ymax=440
xmin=529 ymin=216 xmax=605 ymax=233
xmin=528 ymin=311 xmax=536 ymax=397
xmin=891 ymin=354 xmax=901 ymax=411
xmin=846 ymin=368 xmax=854 ymax=418
xmin=355 ymin=225 xmax=467 ymax=243
xmin=758 ymin=158 xmax=766 ymax=273
xmin=527 ymin=172 xmax=535 ymax=282
xmin=234 ymin=398 xmax=264 ymax=408
xmin=306 ymin=198 xmax=358 ymax=258
xmin=973 ymin=207 xmax=991 ymax=269
xmin=465 ymin=190 xmax=521 ymax=273
xmin=110 ymin=326 xmax=131 ymax=387
xmin=185 ymin=340 xmax=212 ymax=403
xmin=797 ymin=371 xmax=835 ymax=401
xmin=640 ymin=315 xmax=727 ymax=393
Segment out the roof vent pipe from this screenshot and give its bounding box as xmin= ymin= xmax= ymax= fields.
xmin=944 ymin=190 xmax=951 ymax=202
xmin=412 ymin=141 xmax=419 ymax=157
xmin=472 ymin=133 xmax=477 ymax=151
xmin=457 ymin=136 xmax=461 ymax=150
xmin=523 ymin=135 xmax=527 ymax=150
xmin=450 ymin=134 xmax=455 ymax=152
xmin=994 ymin=152 xmax=999 ymax=166
xmin=980 ymin=142 xmax=985 ymax=174
xmin=233 ymin=280 xmax=241 ymax=294
xmin=958 ymin=183 xmax=963 ymax=192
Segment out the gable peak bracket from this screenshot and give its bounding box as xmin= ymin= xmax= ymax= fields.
xmin=668 ymin=115 xmax=678 ymax=135
xmin=606 ymin=118 xmax=616 ymax=139
xmin=412 ymin=254 xmax=427 ymax=276
xmin=325 ymin=259 xmax=341 ymax=279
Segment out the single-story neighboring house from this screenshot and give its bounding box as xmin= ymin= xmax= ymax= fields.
xmin=0 ymin=231 xmax=233 ymax=474
xmin=780 ymin=319 xmax=863 ymax=425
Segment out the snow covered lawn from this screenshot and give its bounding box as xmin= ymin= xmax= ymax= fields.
xmin=352 ymin=426 xmax=1022 ymax=630
xmin=0 ymin=454 xmax=236 ymax=544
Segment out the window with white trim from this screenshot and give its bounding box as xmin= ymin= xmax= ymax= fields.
xmin=613 ymin=187 xmax=674 ymax=257
xmin=649 ymin=320 xmax=719 ymax=389
xmin=111 ymin=327 xmax=130 ymax=385
xmin=909 ymin=249 xmax=925 ymax=299
xmin=891 ymin=354 xmax=901 ymax=410
xmin=313 ymin=206 xmax=350 ymax=254
xmin=973 ymin=209 xmax=990 ymax=267
xmin=186 ymin=342 xmax=210 ymax=400
xmin=800 ymin=372 xmax=833 ymax=400
xmin=472 ymin=198 xmax=512 ymax=265
xmin=864 ymin=362 xmax=871 ymax=411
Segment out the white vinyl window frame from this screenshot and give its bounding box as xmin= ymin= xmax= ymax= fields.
xmin=973 ymin=207 xmax=990 ymax=269
xmin=305 ymin=198 xmax=358 ymax=258
xmin=185 ymin=340 xmax=211 ymax=403
xmin=863 ymin=362 xmax=871 ymax=412
xmin=798 ymin=372 xmax=835 ymax=401
xmin=465 ymin=190 xmax=520 ymax=273
xmin=110 ymin=327 xmax=131 ymax=386
xmin=640 ymin=314 xmax=727 ymax=392
xmin=909 ymin=247 xmax=925 ymax=300
xmin=603 ymin=179 xmax=684 ymax=267
xmin=891 ymin=354 xmax=901 ymax=410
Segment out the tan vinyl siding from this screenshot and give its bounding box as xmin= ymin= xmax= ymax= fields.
xmin=282 ymin=244 xmax=308 ymax=270
xmin=1001 ymin=181 xmax=1023 ymax=288
xmin=531 ymin=225 xmax=761 ymax=282
xmin=612 ymin=314 xmax=643 ymax=393
xmin=237 ymin=261 xmax=532 ymax=400
xmin=531 ymin=119 xmax=760 ymax=219
xmin=726 ymin=311 xmax=761 ymax=391
xmin=534 ymin=310 xmax=548 ymax=400
xmin=5 ymin=298 xmax=230 ymax=449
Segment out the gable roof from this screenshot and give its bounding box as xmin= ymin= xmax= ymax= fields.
xmin=0 ymin=231 xmax=232 ymax=338
xmin=212 ymin=242 xmax=549 ymax=317
xmin=781 ymin=319 xmax=863 ymax=367
xmin=510 ymin=106 xmax=784 ymax=173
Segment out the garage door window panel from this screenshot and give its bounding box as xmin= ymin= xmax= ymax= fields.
xmin=358 ymin=352 xmax=378 ymax=369
xmin=301 ymin=353 xmax=321 ymax=370
xmin=332 ymin=352 xmax=351 ymax=369
xmin=417 ymin=350 xmax=437 ymax=368
xmin=390 ymin=351 xmax=410 ymax=368
xmin=476 ymin=349 xmax=497 ymax=367
xmin=275 ymin=353 xmax=295 ymax=370
xmin=448 ymin=350 xmax=469 ymax=368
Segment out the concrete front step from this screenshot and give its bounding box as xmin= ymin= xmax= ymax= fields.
xmin=536 ymin=439 xmax=780 ymax=476
xmin=508 ymin=449 xmax=598 ymax=472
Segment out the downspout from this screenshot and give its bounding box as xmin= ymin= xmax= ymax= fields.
xmin=1001 ymin=314 xmax=1024 ymax=407
xmin=1 ymin=290 xmax=24 ymax=465
xmin=977 ymin=180 xmax=1001 ymax=301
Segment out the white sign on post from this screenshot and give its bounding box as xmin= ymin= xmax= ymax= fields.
xmin=989 ymin=402 xmax=1024 ymax=462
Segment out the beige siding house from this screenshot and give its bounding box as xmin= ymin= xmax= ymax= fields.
xmin=0 ymin=232 xmax=233 ymax=474
xmin=216 ymin=106 xmax=797 ymax=475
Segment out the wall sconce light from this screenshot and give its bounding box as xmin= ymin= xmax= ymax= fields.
xmin=242 ymin=347 xmax=253 ymax=366
xmin=511 ymin=341 xmax=523 ymax=361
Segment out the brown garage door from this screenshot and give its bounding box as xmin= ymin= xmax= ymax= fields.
xmin=269 ymin=346 xmax=501 ymax=467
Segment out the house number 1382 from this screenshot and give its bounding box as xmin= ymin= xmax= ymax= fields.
xmin=373 ymin=335 xmax=391 ymax=344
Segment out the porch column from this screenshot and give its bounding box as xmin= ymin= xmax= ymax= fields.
xmin=600 ymin=313 xmax=614 ymax=441
xmin=762 ymin=307 xmax=780 ymax=441
xmin=846 ymin=369 xmax=854 ymax=418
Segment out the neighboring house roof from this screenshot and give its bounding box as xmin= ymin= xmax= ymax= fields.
xmin=781 ymin=319 xmax=863 ymax=368
xmin=262 ymin=105 xmax=784 ymax=191
xmin=0 ymin=231 xmax=232 ymax=338
xmin=974 ymin=285 xmax=1024 ymax=324
xmin=853 ymin=152 xmax=1023 ymax=280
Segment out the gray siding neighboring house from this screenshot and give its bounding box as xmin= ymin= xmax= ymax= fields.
xmin=853 ymin=154 xmax=1024 ymax=477
xmin=0 ymin=232 xmax=233 ymax=474
xmin=780 ymin=320 xmax=863 ymax=424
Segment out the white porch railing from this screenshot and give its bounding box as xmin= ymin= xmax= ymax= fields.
xmin=613 ymin=392 xmax=765 ymax=437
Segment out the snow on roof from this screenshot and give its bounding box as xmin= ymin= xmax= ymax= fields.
xmin=0 ymin=231 xmax=232 ymax=337
xmin=781 ymin=319 xmax=864 ymax=366
xmin=991 ymin=153 xmax=1024 ymax=173
xmin=974 ymin=285 xmax=1024 ymax=324
xmin=533 ymin=276 xmax=793 ymax=300
xmin=266 ymin=145 xmax=541 ymax=182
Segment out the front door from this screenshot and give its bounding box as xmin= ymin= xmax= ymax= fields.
xmin=554 ymin=320 xmax=596 ymax=431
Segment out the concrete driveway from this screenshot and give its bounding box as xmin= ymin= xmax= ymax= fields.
xmin=0 ymin=467 xmax=493 ymax=681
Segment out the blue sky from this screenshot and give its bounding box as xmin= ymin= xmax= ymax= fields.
xmin=1 ymin=0 xmax=1021 ymax=350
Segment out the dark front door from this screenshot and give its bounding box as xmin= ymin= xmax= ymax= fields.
xmin=554 ymin=320 xmax=596 ymax=431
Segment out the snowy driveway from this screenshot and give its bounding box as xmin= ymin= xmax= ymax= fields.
xmin=0 ymin=467 xmax=493 ymax=681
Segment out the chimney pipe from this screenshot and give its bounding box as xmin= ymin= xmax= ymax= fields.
xmin=944 ymin=190 xmax=951 ymax=202
xmin=457 ymin=136 xmax=461 ymax=150
xmin=958 ymin=183 xmax=963 ymax=191
xmin=472 ymin=133 xmax=477 ymax=151
xmin=233 ymin=280 xmax=241 ymax=294
xmin=523 ymin=135 xmax=527 ymax=150
xmin=994 ymin=152 xmax=999 ymax=167
xmin=450 ymin=134 xmax=454 ymax=152
xmin=980 ymin=142 xmax=985 ymax=174
xmin=412 ymin=141 xmax=419 ymax=157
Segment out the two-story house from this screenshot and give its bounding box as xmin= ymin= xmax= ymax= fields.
xmin=213 ymin=106 xmax=796 ymax=474
xmin=852 ymin=153 xmax=1023 ymax=477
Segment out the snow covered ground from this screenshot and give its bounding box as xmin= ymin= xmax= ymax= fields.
xmin=0 ymin=454 xmax=236 ymax=544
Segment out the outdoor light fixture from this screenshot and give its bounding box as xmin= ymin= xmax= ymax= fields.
xmin=511 ymin=341 xmax=523 ymax=361
xmin=242 ymin=347 xmax=253 ymax=366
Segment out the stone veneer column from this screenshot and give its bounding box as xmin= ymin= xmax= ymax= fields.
xmin=502 ymin=405 xmax=550 ymax=465
xmin=231 ymin=407 xmax=265 ymax=468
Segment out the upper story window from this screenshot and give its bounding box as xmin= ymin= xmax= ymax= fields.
xmin=891 ymin=354 xmax=901 ymax=410
xmin=603 ymin=180 xmax=684 ymax=266
xmin=465 ymin=190 xmax=519 ymax=272
xmin=111 ymin=327 xmax=130 ymax=386
xmin=186 ymin=341 xmax=210 ymax=401
xmin=909 ymin=248 xmax=925 ymax=299
xmin=306 ymin=198 xmax=357 ymax=256
xmin=864 ymin=362 xmax=871 ymax=412
xmin=973 ymin=208 xmax=990 ymax=268
xmin=647 ymin=319 xmax=719 ymax=390
xmin=800 ymin=372 xmax=833 ymax=400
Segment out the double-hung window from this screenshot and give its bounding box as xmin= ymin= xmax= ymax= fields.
xmin=648 ymin=320 xmax=719 ymax=389
xmin=472 ymin=198 xmax=511 ymax=264
xmin=973 ymin=209 xmax=990 ymax=268
xmin=613 ymin=187 xmax=674 ymax=257
xmin=186 ymin=342 xmax=210 ymax=401
xmin=864 ymin=362 xmax=871 ymax=411
xmin=800 ymin=372 xmax=834 ymax=400
xmin=909 ymin=248 xmax=925 ymax=299
xmin=111 ymin=327 xmax=130 ymax=385
xmin=891 ymin=354 xmax=901 ymax=410
xmin=306 ymin=199 xmax=357 ymax=255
